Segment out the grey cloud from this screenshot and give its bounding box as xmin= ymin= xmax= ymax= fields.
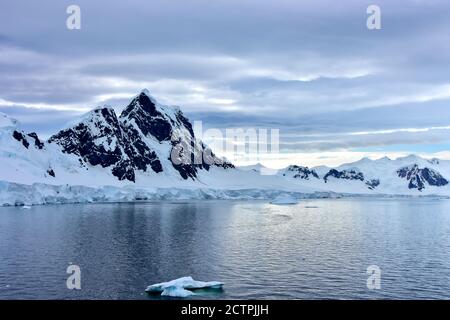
xmin=0 ymin=105 xmax=82 ymax=138
xmin=1 ymin=0 xmax=450 ymax=160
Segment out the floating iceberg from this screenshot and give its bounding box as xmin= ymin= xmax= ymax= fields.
xmin=145 ymin=276 xmax=224 ymax=298
xmin=270 ymin=194 xmax=299 ymax=205
xmin=160 ymin=286 xmax=196 ymax=298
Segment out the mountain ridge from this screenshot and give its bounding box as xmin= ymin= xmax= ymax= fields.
xmin=1 ymin=90 xmax=450 ymax=206
xmin=47 ymin=90 xmax=233 ymax=182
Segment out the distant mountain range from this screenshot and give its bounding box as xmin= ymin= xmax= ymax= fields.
xmin=1 ymin=90 xmax=449 ymax=206
xmin=274 ymin=155 xmax=449 ymax=194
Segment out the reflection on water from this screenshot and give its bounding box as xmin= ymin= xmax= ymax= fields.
xmin=1 ymin=198 xmax=450 ymax=299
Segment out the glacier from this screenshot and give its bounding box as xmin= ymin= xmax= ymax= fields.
xmin=0 ymin=180 xmax=333 ymax=206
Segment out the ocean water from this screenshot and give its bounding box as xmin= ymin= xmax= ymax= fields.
xmin=1 ymin=198 xmax=450 ymax=300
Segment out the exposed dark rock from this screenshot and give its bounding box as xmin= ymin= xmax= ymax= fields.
xmin=119 ymin=122 xmax=162 ymax=173
xmin=49 ymin=92 xmax=233 ymax=182
xmin=365 ymin=179 xmax=380 ymax=190
xmin=120 ymin=91 xmax=233 ymax=180
xmin=284 ymin=165 xmax=319 ymax=180
xmin=47 ymin=168 xmax=55 ymax=177
xmin=27 ymin=132 xmax=44 ymax=149
xmin=175 ymin=110 xmax=195 ymax=137
xmin=205 ymin=144 xmax=234 ymax=169
xmin=13 ymin=130 xmax=30 ymax=149
xmin=49 ymin=107 xmax=164 ymax=182
xmin=111 ymin=161 xmax=135 ymax=182
xmin=397 ymin=164 xmax=448 ymax=191
xmin=169 ymin=138 xmax=234 ymax=180
xmin=49 ymin=108 xmax=124 ymax=168
xmin=121 ymin=92 xmax=173 ymax=142
xmin=422 ymin=167 xmax=448 ymax=186
xmin=324 ymin=169 xmax=364 ymax=183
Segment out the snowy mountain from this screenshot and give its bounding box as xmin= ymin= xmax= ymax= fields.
xmin=0 ymin=90 xmax=236 ymax=191
xmin=47 ymin=90 xmax=234 ymax=183
xmin=1 ymin=90 xmax=450 ymax=206
xmin=397 ymin=164 xmax=448 ymax=191
xmin=277 ymin=155 xmax=450 ymax=195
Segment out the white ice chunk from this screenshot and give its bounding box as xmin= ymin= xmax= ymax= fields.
xmin=270 ymin=194 xmax=299 ymax=205
xmin=145 ymin=276 xmax=223 ymax=298
xmin=161 ymin=286 xmax=195 ymax=298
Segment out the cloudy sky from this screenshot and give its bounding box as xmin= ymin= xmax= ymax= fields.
xmin=1 ymin=0 xmax=450 ymax=167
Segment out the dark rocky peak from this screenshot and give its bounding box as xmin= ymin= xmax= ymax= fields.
xmin=120 ymin=90 xmax=174 ymax=142
xmin=13 ymin=130 xmax=44 ymax=150
xmin=397 ymin=164 xmax=448 ymax=191
xmin=120 ymin=90 xmax=233 ymax=180
xmin=49 ymin=106 xmax=131 ymax=175
xmin=284 ymin=165 xmax=319 ymax=180
xmin=324 ymin=169 xmax=364 ymax=183
xmin=121 ymin=90 xmax=159 ymax=118
xmin=47 ymin=91 xmax=232 ymax=182
xmin=49 ymin=104 xmax=163 ymax=182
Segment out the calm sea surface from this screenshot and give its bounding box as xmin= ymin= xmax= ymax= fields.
xmin=1 ymin=198 xmax=450 ymax=299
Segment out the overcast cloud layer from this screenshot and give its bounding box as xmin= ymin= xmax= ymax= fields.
xmin=1 ymin=0 xmax=450 ymax=166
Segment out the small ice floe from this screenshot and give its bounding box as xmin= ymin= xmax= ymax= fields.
xmin=270 ymin=194 xmax=299 ymax=205
xmin=145 ymin=276 xmax=224 ymax=298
